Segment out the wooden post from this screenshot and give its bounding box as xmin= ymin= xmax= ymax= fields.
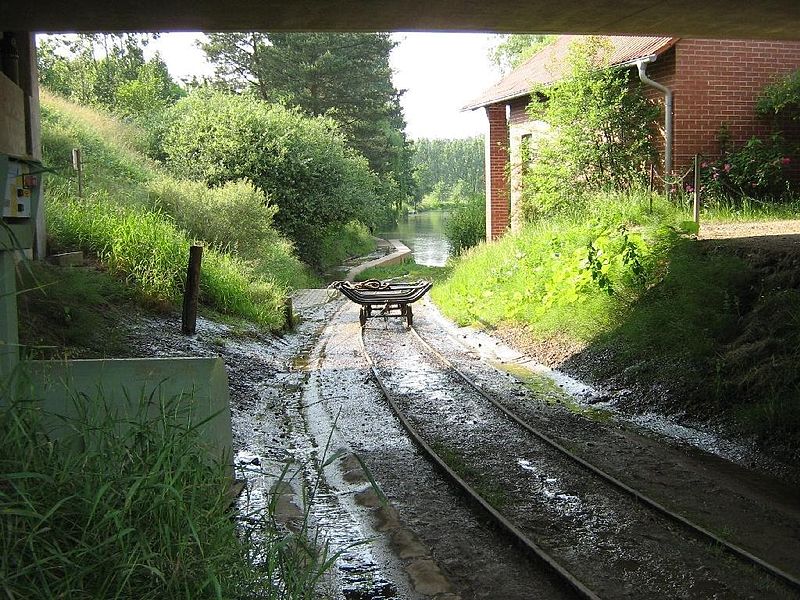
xmin=72 ymin=148 xmax=83 ymax=198
xmin=182 ymin=245 xmax=203 ymax=335
xmin=283 ymin=296 xmax=294 ymax=331
xmin=693 ymin=154 xmax=701 ymax=227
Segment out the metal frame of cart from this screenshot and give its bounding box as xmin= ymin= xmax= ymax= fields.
xmin=331 ymin=279 xmax=433 ymax=327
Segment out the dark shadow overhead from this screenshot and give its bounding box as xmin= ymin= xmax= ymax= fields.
xmin=5 ymin=0 xmax=800 ymax=39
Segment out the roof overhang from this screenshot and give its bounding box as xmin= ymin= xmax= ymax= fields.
xmin=3 ymin=0 xmax=800 ymax=39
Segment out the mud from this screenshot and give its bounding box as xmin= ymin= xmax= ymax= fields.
xmin=111 ymin=270 xmax=799 ymax=598
xmin=365 ymin=316 xmax=799 ymax=599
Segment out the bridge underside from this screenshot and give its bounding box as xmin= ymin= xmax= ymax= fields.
xmin=4 ymin=0 xmax=799 ymax=40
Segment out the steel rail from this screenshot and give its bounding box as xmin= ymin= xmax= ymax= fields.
xmin=406 ymin=323 xmax=800 ymax=593
xmin=359 ymin=325 xmax=601 ymax=600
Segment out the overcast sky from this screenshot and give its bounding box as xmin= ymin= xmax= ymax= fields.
xmin=146 ymin=32 xmax=502 ymax=140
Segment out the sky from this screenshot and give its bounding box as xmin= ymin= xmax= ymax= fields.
xmin=145 ymin=32 xmax=502 ymax=140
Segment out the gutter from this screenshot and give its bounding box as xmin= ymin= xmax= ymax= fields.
xmin=634 ymin=55 xmax=673 ymax=193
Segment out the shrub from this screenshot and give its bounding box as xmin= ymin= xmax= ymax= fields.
xmin=162 ymin=89 xmax=380 ymax=266
xmin=521 ymin=37 xmax=658 ymax=221
xmin=699 ymin=133 xmax=794 ymax=201
xmin=445 ymin=194 xmax=486 ymax=254
xmin=756 ymin=68 xmax=800 ymax=123
xmin=147 ymin=177 xmax=279 ymax=256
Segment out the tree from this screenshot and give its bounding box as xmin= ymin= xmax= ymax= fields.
xmin=521 ymin=37 xmax=658 ymax=219
xmin=412 ymin=137 xmax=485 ymax=202
xmin=36 ymin=34 xmax=183 ymax=117
xmin=162 ymin=89 xmax=381 ymax=266
xmin=201 ymin=32 xmax=414 ymax=206
xmin=490 ymin=34 xmax=555 ymax=74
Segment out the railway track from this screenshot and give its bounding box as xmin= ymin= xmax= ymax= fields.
xmin=359 ymin=318 xmax=800 ymax=600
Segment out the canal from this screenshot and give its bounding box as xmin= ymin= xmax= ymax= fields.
xmin=376 ymin=210 xmax=451 ymax=266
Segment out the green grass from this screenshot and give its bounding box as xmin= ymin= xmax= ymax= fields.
xmin=355 ymin=260 xmax=452 ymax=283
xmin=0 ymin=394 xmax=334 ymax=599
xmin=16 ymin=262 xmax=136 ymax=359
xmin=702 ymin=196 xmax=800 ymax=221
xmin=40 ymin=90 xmax=315 ymax=329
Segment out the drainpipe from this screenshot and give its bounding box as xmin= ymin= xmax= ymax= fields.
xmin=636 ymin=57 xmax=673 ymax=195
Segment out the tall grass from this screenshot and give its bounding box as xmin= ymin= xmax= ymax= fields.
xmin=0 ymin=394 xmax=333 ymax=598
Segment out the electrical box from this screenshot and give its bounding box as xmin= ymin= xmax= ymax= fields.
xmin=3 ymin=158 xmax=34 ymax=218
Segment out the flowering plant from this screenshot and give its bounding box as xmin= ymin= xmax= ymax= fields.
xmin=699 ymin=133 xmax=794 ymax=201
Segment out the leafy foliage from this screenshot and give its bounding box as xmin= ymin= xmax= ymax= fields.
xmin=756 ymin=68 xmax=800 ymax=122
xmin=161 ymin=89 xmax=381 ymax=266
xmin=699 ymin=133 xmax=795 ymax=201
xmin=489 ymin=34 xmax=556 ymax=74
xmin=445 ymin=194 xmax=486 ymax=254
xmin=432 ymin=190 xmax=677 ymax=335
xmin=41 ymin=91 xmax=313 ymax=328
xmin=521 ymin=37 xmax=658 ymax=221
xmin=201 ymin=32 xmax=414 ymax=208
xmin=37 ymin=34 xmax=183 ymax=119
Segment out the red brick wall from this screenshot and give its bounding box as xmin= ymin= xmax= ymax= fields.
xmin=671 ymin=39 xmax=800 ymax=173
xmin=485 ymin=103 xmax=510 ymax=240
xmin=509 ymin=96 xmax=531 ymax=125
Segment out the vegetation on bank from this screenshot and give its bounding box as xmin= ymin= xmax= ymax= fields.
xmin=0 ymin=396 xmax=333 ymax=599
xmin=41 ymin=93 xmax=317 ymax=328
xmin=434 ymin=191 xmax=799 ymax=449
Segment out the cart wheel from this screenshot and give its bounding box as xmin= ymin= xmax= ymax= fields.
xmin=406 ymin=305 xmax=413 ymax=327
xmin=359 ymin=307 xmax=367 ymax=327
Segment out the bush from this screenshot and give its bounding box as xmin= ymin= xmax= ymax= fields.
xmin=445 ymin=194 xmax=486 ymax=254
xmin=521 ymin=37 xmax=657 ymax=221
xmin=41 ymin=92 xmax=317 ymax=326
xmin=757 ymin=68 xmax=800 ymax=123
xmin=162 ymin=90 xmax=381 ymax=266
xmin=699 ymin=134 xmax=794 ymax=201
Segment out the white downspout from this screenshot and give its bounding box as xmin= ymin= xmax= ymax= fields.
xmin=636 ymin=57 xmax=673 ymax=194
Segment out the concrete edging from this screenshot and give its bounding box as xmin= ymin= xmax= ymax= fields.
xmin=345 ymin=239 xmax=411 ymax=281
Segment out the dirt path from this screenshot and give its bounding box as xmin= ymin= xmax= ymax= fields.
xmin=699 ymin=219 xmax=800 ymax=249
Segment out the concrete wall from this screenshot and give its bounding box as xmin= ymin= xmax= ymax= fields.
xmin=10 ymin=357 xmax=234 ymax=469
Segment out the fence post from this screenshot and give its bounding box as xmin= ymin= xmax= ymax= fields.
xmin=182 ymin=245 xmax=203 ymax=335
xmin=693 ymin=154 xmax=701 ymax=227
xmin=72 ymin=148 xmax=83 ymax=198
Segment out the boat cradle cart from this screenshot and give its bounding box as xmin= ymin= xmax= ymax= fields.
xmin=330 ymin=279 xmax=433 ymax=327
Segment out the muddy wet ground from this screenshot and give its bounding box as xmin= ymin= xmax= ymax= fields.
xmin=122 ymin=288 xmax=800 ymax=598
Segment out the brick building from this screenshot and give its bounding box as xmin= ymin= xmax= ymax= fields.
xmin=465 ymin=36 xmax=800 ymax=240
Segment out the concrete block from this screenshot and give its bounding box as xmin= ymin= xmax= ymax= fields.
xmin=9 ymin=357 xmax=233 ymax=470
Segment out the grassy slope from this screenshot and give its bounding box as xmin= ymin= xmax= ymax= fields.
xmin=39 ymin=92 xmax=314 ymax=329
xmin=434 ymin=192 xmax=800 ymax=453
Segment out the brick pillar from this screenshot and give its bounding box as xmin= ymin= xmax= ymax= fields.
xmin=484 ymin=104 xmax=510 ymax=241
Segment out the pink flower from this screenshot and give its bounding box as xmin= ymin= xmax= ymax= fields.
xmin=781 ymin=157 xmax=791 ymax=165
xmin=723 ymin=163 xmax=732 ymax=172
xmin=685 ymin=184 xmax=694 ymax=193
xmin=700 ymin=161 xmax=708 ymax=168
